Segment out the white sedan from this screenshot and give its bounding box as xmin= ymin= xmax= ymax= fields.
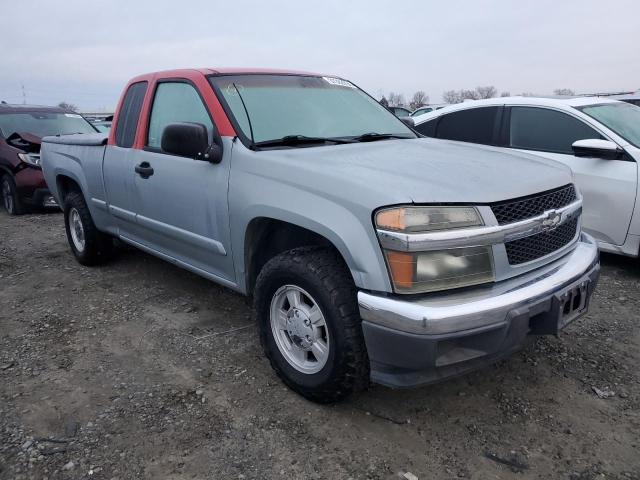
xmin=413 ymin=96 xmax=640 ymax=256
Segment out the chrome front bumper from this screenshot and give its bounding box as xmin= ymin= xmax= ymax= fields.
xmin=359 ymin=233 xmax=600 ymax=336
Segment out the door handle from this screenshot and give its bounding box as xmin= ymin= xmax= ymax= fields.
xmin=135 ymin=162 xmax=154 ymax=179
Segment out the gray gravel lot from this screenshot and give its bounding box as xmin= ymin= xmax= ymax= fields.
xmin=1 ymin=211 xmax=639 ymax=480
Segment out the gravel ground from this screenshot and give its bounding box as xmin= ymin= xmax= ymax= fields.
xmin=1 ymin=211 xmax=639 ymax=480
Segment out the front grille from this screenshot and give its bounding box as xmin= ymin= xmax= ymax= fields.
xmin=491 ymin=185 xmax=577 ymax=225
xmin=505 ymin=218 xmax=578 ymax=265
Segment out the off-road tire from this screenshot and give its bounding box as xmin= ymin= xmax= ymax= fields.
xmin=1 ymin=174 xmax=25 ymax=215
xmin=64 ymin=191 xmax=113 ymax=265
xmin=255 ymin=247 xmax=369 ymax=403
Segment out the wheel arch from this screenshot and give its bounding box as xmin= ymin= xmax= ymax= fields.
xmin=243 ymin=217 xmax=347 ymax=295
xmin=56 ymin=174 xmax=84 ymax=207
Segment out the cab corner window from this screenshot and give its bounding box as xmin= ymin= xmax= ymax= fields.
xmin=435 ymin=107 xmax=499 ymax=145
xmin=115 ymin=81 xmax=147 ymax=148
xmin=147 ymin=82 xmax=214 ymax=149
xmin=509 ymin=107 xmax=602 ymax=154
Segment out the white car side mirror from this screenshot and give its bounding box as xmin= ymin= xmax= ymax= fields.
xmin=572 ymin=139 xmax=624 ymax=160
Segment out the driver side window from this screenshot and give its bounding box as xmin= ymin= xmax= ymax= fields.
xmin=147 ymin=82 xmax=214 ymax=149
xmin=509 ymin=107 xmax=603 ymax=154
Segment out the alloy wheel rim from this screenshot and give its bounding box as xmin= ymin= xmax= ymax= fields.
xmin=69 ymin=208 xmax=86 ymax=252
xmin=270 ymin=285 xmax=330 ymax=374
xmin=2 ymin=180 xmax=12 ymax=213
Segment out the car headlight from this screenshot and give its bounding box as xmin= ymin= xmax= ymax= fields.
xmin=376 ymin=206 xmax=482 ymax=233
xmin=18 ymin=153 xmax=42 ymax=168
xmin=376 ymin=206 xmax=495 ymax=293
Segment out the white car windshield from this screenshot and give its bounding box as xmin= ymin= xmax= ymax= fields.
xmin=578 ymin=102 xmax=640 ymax=148
xmin=209 ymin=74 xmax=414 ymax=146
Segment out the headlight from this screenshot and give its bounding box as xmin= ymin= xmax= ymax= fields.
xmin=384 ymin=247 xmax=494 ymax=293
xmin=18 ymin=153 xmax=42 ymax=167
xmin=376 ymin=206 xmax=495 ymax=293
xmin=376 ymin=206 xmax=481 ymax=233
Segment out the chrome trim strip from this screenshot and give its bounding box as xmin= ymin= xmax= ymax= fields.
xmin=377 ymin=199 xmax=582 ymax=252
xmin=359 ymin=233 xmax=599 ymax=335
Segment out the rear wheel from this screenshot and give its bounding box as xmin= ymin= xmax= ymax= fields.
xmin=1 ymin=175 xmax=25 ymax=215
xmin=64 ymin=191 xmax=113 ymax=265
xmin=255 ymin=247 xmax=369 ymax=403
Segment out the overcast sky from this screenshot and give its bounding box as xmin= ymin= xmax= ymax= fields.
xmin=2 ymin=0 xmax=638 ymax=111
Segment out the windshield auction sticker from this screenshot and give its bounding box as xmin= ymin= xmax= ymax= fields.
xmin=322 ymin=77 xmax=356 ymax=88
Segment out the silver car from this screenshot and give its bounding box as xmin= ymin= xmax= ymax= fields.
xmin=41 ymin=69 xmax=600 ymax=402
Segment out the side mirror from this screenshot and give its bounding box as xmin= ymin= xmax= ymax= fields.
xmin=572 ymin=139 xmax=624 ymax=160
xmin=399 ymin=116 xmax=415 ymax=128
xmin=161 ymin=122 xmax=223 ymax=163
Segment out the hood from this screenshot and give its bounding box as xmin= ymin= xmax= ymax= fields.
xmin=6 ymin=132 xmax=42 ymax=153
xmin=253 ymin=137 xmax=573 ymax=208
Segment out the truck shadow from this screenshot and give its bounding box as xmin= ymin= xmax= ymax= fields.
xmin=599 ymin=251 xmax=640 ymax=279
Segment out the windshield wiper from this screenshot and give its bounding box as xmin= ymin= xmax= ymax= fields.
xmin=350 ymin=132 xmax=413 ymax=142
xmin=253 ymin=135 xmax=355 ymax=148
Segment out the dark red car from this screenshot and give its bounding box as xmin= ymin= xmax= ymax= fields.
xmin=0 ymin=104 xmax=97 ymax=215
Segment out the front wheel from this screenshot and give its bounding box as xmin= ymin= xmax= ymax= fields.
xmin=254 ymin=247 xmax=369 ymax=403
xmin=64 ymin=191 xmax=113 ymax=265
xmin=1 ymin=175 xmax=25 ymax=215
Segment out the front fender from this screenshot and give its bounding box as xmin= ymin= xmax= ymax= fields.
xmin=229 ymin=171 xmax=392 ymax=294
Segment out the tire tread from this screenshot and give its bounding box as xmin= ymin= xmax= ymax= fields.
xmin=255 ymin=246 xmax=369 ymax=403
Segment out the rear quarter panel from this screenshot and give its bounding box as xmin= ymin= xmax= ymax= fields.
xmin=41 ymin=134 xmax=111 ymax=230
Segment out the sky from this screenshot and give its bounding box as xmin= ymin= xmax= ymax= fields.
xmin=2 ymin=0 xmax=639 ymax=111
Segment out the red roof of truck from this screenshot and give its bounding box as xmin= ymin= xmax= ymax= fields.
xmin=128 ymin=68 xmax=325 ymax=83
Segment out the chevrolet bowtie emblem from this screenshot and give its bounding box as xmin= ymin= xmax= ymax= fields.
xmin=541 ymin=210 xmax=562 ymax=231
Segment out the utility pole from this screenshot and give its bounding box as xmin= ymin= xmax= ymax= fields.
xmin=21 ymin=83 xmax=26 ymax=104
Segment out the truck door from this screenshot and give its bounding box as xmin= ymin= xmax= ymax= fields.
xmin=103 ymin=81 xmax=148 ymax=239
xmin=127 ymin=80 xmax=235 ymax=284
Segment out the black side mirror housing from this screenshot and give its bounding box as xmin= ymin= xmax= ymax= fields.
xmin=572 ymin=139 xmax=624 ymax=160
xmin=161 ymin=122 xmax=223 ymax=163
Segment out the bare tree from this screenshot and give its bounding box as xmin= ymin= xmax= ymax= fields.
xmin=409 ymin=91 xmax=429 ymax=110
xmin=476 ymin=86 xmax=497 ymax=99
xmin=58 ymin=101 xmax=78 ymax=112
xmin=553 ymin=88 xmax=575 ymax=96
xmin=443 ymin=90 xmax=462 ymax=104
xmin=461 ymin=89 xmax=480 ymax=101
xmin=443 ymin=86 xmax=497 ymax=103
xmin=387 ymin=92 xmax=406 ymax=107
xmin=500 ymin=91 xmax=511 ymax=97
xmin=379 ymin=96 xmax=389 ymax=108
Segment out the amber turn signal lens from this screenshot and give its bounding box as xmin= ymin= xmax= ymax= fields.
xmin=376 ymin=208 xmax=406 ymax=231
xmin=385 ymin=251 xmax=414 ymax=289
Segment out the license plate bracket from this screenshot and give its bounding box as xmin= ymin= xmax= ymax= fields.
xmin=555 ymin=280 xmax=590 ymax=332
xmin=528 ymin=279 xmax=591 ymax=335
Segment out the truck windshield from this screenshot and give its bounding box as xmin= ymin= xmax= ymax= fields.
xmin=577 ymin=102 xmax=640 ymax=148
xmin=209 ymin=74 xmax=415 ymax=146
xmin=0 ymin=112 xmax=97 ymax=138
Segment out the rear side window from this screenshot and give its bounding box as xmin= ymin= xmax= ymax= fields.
xmin=435 ymin=107 xmax=499 ymax=144
xmin=147 ymin=82 xmax=213 ymax=149
xmin=415 ymin=119 xmax=437 ymax=137
xmin=509 ymin=107 xmax=602 ymax=154
xmin=115 ymin=81 xmax=147 ymax=148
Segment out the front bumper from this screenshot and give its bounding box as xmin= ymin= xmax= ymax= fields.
xmin=358 ymin=233 xmax=600 ymax=388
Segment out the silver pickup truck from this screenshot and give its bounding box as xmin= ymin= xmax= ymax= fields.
xmin=41 ymin=68 xmax=600 ymax=403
